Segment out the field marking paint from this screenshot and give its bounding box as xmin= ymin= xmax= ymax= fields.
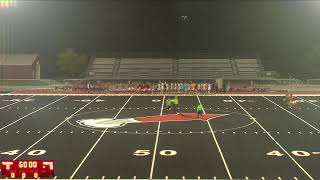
xmin=0 ymin=95 xmax=35 ymax=109
xmin=13 ymin=96 xmax=100 ymax=160
xmin=197 ymin=96 xmax=233 ymax=180
xmin=0 ymin=96 xmax=67 ymax=131
xmin=113 ymin=96 xmax=133 ymax=120
xmin=263 ymin=96 xmax=320 ymax=133
xmin=229 ymin=96 xmax=314 ymax=180
xmin=149 ymin=96 xmax=165 ymax=179
xmin=70 ymin=96 xmax=132 ymax=179
xmin=297 ymin=97 xmax=320 ymax=108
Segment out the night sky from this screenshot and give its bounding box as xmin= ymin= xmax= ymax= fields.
xmin=1 ymin=0 xmax=320 ymax=77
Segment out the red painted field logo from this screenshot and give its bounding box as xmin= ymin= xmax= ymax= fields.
xmin=76 ymin=113 xmax=228 ymax=129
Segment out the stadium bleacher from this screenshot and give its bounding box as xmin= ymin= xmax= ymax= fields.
xmin=118 ymin=58 xmax=173 ymax=79
xmin=178 ymin=58 xmax=234 ymax=79
xmin=234 ymin=58 xmax=264 ymax=78
xmin=87 ymin=58 xmax=116 ymax=79
xmin=86 ymin=57 xmax=265 ymax=79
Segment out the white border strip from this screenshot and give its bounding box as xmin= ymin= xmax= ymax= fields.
xmin=149 ymin=95 xmax=165 ymax=179
xmin=197 ymin=96 xmax=233 ymax=179
xmin=70 ymin=96 xmax=133 ymax=179
xmin=229 ymin=96 xmax=314 ymax=180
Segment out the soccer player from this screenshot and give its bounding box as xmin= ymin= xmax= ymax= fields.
xmin=173 ymin=96 xmax=179 ymax=108
xmin=287 ymin=94 xmax=296 ymax=108
xmin=172 ymin=96 xmax=179 ymax=113
xmin=197 ymin=103 xmax=204 ymax=119
xmin=166 ymin=99 xmax=172 ymax=110
xmin=283 ymin=93 xmax=295 ymax=108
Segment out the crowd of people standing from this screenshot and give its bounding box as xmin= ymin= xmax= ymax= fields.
xmin=58 ymin=80 xmax=231 ymax=93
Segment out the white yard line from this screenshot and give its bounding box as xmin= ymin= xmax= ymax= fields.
xmin=13 ymin=95 xmax=100 ymax=160
xmin=0 ymin=95 xmax=35 ymax=109
xmin=0 ymin=96 xmax=67 ymax=131
xmin=197 ymin=96 xmax=233 ymax=180
xmin=229 ymin=96 xmax=314 ymax=180
xmin=70 ymin=95 xmax=133 ymax=179
xmin=149 ymin=95 xmax=166 ymax=179
xmin=263 ymin=96 xmax=320 ymax=133
xmin=297 ymin=97 xmax=320 ymax=108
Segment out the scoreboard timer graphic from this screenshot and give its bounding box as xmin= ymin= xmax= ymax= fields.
xmin=1 ymin=160 xmax=54 ymax=178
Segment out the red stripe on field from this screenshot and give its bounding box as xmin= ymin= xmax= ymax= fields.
xmin=135 ymin=113 xmax=225 ymax=122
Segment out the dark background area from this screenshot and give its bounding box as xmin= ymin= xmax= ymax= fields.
xmin=1 ymin=0 xmax=320 ymax=78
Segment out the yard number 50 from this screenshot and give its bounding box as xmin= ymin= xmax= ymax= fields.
xmin=133 ymin=149 xmax=177 ymax=157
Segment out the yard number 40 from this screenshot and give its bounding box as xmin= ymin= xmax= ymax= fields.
xmin=0 ymin=150 xmax=46 ymax=156
xmin=267 ymin=150 xmax=311 ymax=157
xmin=133 ymin=150 xmax=177 ymax=157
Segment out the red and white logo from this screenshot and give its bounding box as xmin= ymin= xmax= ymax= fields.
xmin=76 ymin=113 xmax=229 ymax=129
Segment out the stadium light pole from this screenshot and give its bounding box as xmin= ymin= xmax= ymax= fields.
xmin=0 ymin=0 xmax=16 ymax=82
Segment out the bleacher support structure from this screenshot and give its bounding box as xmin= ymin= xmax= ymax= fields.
xmin=86 ymin=57 xmax=265 ymax=79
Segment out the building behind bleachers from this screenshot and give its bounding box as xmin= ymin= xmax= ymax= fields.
xmin=0 ymin=54 xmax=41 ymax=79
xmin=86 ymin=57 xmax=265 ymax=79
